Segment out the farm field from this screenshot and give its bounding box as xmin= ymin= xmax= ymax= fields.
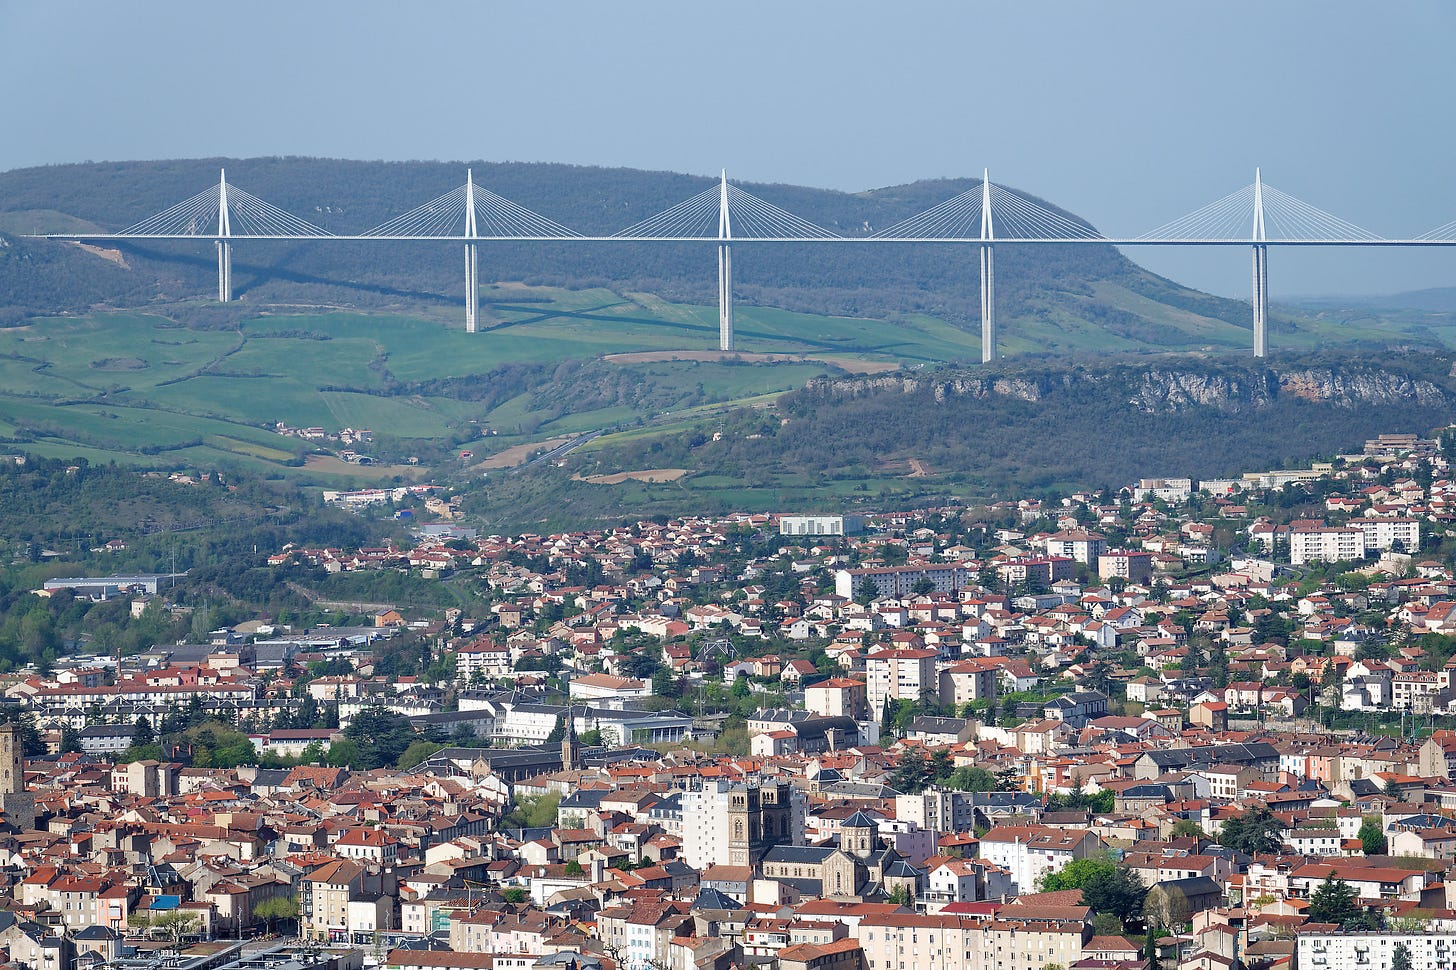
xmin=0 ymin=286 xmax=941 ymax=479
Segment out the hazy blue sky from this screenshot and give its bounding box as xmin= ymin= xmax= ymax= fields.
xmin=1 ymin=0 xmax=1452 ymax=297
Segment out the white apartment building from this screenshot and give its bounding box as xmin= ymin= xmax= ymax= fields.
xmin=804 ymin=677 xmax=868 ymax=719
xmin=1393 ymin=672 xmax=1444 ymax=712
xmin=1350 ymin=517 xmax=1421 ymax=553
xmin=977 ymin=825 xmax=1103 ymax=895
xmin=1290 ymin=527 xmax=1366 ymax=565
xmin=1134 ymin=478 xmax=1193 ymax=503
xmin=454 ymin=641 xmax=511 ymax=683
xmin=835 ymin=564 xmax=970 ymax=600
xmin=856 ymin=913 xmax=1090 ymax=970
xmin=895 ymin=790 xmax=978 ymax=834
xmin=780 ymin=515 xmax=864 ymax=536
xmin=923 ymin=858 xmax=1015 ymax=913
xmin=865 ymin=648 xmax=939 ymax=713
xmin=1299 ymin=932 xmax=1456 ymax=970
xmin=1043 ymin=530 xmax=1107 ymax=565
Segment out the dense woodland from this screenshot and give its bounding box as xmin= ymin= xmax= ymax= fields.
xmin=524 ymin=351 xmax=1456 ymax=514
xmin=0 ymin=158 xmax=1251 ymax=334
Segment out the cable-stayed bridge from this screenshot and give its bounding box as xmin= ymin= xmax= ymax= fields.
xmin=28 ymin=168 xmax=1456 ymax=362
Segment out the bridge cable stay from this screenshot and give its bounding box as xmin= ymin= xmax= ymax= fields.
xmin=870 ymin=181 xmax=1103 ymax=240
xmin=1137 ymin=181 xmax=1382 ymax=242
xmin=987 ymin=184 xmax=1104 ymax=240
xmin=612 ymin=182 xmax=840 ymax=240
xmin=360 ymin=182 xmax=581 ymax=239
xmin=115 ymin=171 xmax=332 ymax=303
xmin=1138 ymin=174 xmax=1383 ymax=357
xmin=870 ymin=176 xmax=1104 ymax=361
xmin=116 ymin=179 xmax=331 ymax=238
xmin=1417 ymin=219 xmax=1456 ymax=242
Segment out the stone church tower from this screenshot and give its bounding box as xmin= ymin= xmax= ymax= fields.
xmin=840 ymin=810 xmax=879 ymax=858
xmin=728 ymin=779 xmax=795 ymax=866
xmin=560 ymin=710 xmax=582 ymax=773
xmin=0 ymin=723 xmax=34 ymax=831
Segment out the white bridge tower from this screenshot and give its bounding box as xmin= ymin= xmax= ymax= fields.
xmin=216 ymin=169 xmax=232 ymax=303
xmin=980 ymin=170 xmax=996 ymax=363
xmin=718 ymin=170 xmax=734 ymax=352
xmin=465 ymin=169 xmax=480 ymax=333
xmin=1252 ymin=167 xmax=1269 ymax=358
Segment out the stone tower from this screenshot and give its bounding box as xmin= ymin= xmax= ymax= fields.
xmin=0 ymin=723 xmax=21 ymax=796
xmin=561 ymin=709 xmax=582 ymax=773
xmin=0 ymin=723 xmax=34 ymax=831
xmin=760 ymin=779 xmax=792 ymax=847
xmin=726 ymin=780 xmax=797 ymax=867
xmin=727 ymin=785 xmax=762 ymax=867
xmin=840 ymin=810 xmax=878 ymax=858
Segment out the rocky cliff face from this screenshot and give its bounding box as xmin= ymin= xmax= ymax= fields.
xmin=808 ymin=361 xmax=1454 ymax=414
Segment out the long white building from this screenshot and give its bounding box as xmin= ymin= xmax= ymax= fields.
xmin=1289 ymin=526 xmax=1365 ymax=565
xmin=834 ymin=563 xmax=970 ymax=600
xmin=1349 ymin=517 xmax=1421 ymax=553
xmin=1299 ymin=932 xmax=1456 ymax=970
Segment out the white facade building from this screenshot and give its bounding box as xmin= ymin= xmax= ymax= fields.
xmin=780 ymin=515 xmax=864 ymax=537
xmin=977 ymin=825 xmax=1101 ymax=895
xmin=1290 ymin=527 xmax=1366 ymax=565
xmin=1350 ymin=517 xmax=1421 ymax=553
xmin=1299 ymin=932 xmax=1456 ymax=970
xmin=681 ymin=783 xmax=735 ymax=871
xmin=865 ymin=648 xmax=939 ymax=713
xmin=834 ymin=564 xmax=970 ymax=600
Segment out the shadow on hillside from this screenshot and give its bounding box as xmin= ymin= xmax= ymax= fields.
xmin=481 ymin=303 xmax=910 ymax=355
xmin=115 ymin=243 xmax=455 ymax=305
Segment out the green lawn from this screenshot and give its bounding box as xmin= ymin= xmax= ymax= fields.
xmin=8 ymin=280 xmax=1417 ymax=484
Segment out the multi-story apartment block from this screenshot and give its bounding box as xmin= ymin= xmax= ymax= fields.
xmin=834 ymin=564 xmax=970 ymax=601
xmin=1349 ymin=517 xmax=1421 ymax=553
xmin=781 ymin=515 xmax=864 ymax=537
xmin=1043 ymin=530 xmax=1107 ymax=564
xmin=1289 ymin=527 xmax=1366 ymax=565
xmin=994 ymin=557 xmax=1076 ymax=587
xmin=938 ymin=659 xmax=999 ymax=708
xmin=805 ymin=677 xmax=869 ymax=720
xmin=1394 ymin=671 xmax=1444 ymax=712
xmin=977 ymin=825 xmax=1103 ymax=894
xmin=865 ymin=648 xmax=939 ymax=713
xmin=1097 ymin=550 xmax=1154 ymax=584
xmin=856 ymin=912 xmax=1090 ymax=970
xmin=1299 ymin=932 xmax=1456 ymax=970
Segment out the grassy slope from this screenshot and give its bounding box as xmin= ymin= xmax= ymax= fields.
xmin=0 ymin=276 xmax=1447 ymax=503
xmin=0 ymin=288 xmax=980 ymax=479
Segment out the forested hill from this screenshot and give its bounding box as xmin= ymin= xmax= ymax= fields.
xmin=0 ymin=157 xmax=1251 ymax=341
xmin=484 ymin=348 xmax=1456 ymax=530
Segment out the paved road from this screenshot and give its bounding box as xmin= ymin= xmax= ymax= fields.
xmin=524 ymin=429 xmax=603 ymax=466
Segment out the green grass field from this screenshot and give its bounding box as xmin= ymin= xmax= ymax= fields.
xmin=0 ymin=281 xmax=1443 ymax=487
xmin=0 ymin=288 xmax=944 ymax=479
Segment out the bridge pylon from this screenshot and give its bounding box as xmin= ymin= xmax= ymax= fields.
xmin=1252 ymin=168 xmax=1268 ymax=358
xmin=718 ymin=171 xmax=733 ymax=352
xmin=980 ymin=170 xmax=995 ymax=363
xmin=216 ymin=169 xmax=232 ymax=303
xmin=465 ymin=170 xmax=479 ymax=333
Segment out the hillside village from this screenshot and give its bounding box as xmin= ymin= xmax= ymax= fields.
xmin=11 ymin=433 xmax=1456 ymax=970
